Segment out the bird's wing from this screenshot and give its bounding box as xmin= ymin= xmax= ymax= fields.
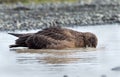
xmin=25 ymin=34 xmax=73 ymax=49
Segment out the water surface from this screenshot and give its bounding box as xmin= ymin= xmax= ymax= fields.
xmin=0 ymin=24 xmax=120 ymax=77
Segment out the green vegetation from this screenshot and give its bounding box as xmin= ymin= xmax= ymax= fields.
xmin=0 ymin=0 xmax=119 ymax=4
xmin=0 ymin=0 xmax=79 ymax=3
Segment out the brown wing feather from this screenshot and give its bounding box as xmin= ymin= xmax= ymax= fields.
xmin=36 ymin=26 xmax=66 ymax=36
xmin=36 ymin=27 xmax=74 ymax=41
xmin=26 ymin=34 xmax=60 ymax=49
xmin=8 ymin=33 xmax=25 ymax=37
xmin=26 ymin=34 xmax=75 ymax=49
xmin=15 ymin=34 xmax=32 ymax=47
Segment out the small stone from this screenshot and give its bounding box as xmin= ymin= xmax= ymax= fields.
xmin=101 ymin=74 xmax=107 ymax=77
xmin=63 ymin=75 xmax=68 ymax=77
xmin=111 ymin=66 xmax=120 ymax=71
xmin=13 ymin=6 xmax=31 ymax=11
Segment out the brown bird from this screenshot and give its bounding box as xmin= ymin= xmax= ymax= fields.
xmin=8 ymin=26 xmax=98 ymax=49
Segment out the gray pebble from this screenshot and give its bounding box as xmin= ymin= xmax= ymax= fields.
xmin=101 ymin=74 xmax=107 ymax=77
xmin=111 ymin=66 xmax=120 ymax=71
xmin=63 ymin=75 xmax=68 ymax=77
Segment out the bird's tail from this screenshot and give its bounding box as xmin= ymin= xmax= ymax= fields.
xmin=8 ymin=33 xmax=24 ymax=37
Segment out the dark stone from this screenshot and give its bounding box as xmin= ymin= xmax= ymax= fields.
xmin=12 ymin=6 xmax=31 ymax=11
xmin=63 ymin=75 xmax=68 ymax=77
xmin=101 ymin=74 xmax=107 ymax=77
xmin=111 ymin=66 xmax=120 ymax=71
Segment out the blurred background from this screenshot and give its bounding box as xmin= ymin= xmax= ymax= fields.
xmin=0 ymin=0 xmax=120 ymax=4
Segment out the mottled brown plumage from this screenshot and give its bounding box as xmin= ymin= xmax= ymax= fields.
xmin=9 ymin=26 xmax=98 ymax=49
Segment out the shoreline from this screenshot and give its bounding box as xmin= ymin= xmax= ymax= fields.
xmin=0 ymin=3 xmax=120 ymax=31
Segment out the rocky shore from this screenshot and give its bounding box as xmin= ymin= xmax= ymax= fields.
xmin=0 ymin=3 xmax=120 ymax=31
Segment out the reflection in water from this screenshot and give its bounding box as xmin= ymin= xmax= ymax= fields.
xmin=10 ymin=48 xmax=97 ymax=64
xmin=39 ymin=57 xmax=80 ymax=64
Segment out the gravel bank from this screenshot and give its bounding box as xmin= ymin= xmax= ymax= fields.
xmin=0 ymin=3 xmax=120 ymax=31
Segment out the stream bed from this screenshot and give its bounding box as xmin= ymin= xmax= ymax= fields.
xmin=0 ymin=24 xmax=120 ymax=77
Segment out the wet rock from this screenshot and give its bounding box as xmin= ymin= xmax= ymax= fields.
xmin=12 ymin=6 xmax=31 ymax=11
xmin=63 ymin=75 xmax=68 ymax=77
xmin=101 ymin=74 xmax=107 ymax=77
xmin=111 ymin=66 xmax=120 ymax=71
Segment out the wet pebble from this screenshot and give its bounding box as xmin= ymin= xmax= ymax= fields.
xmin=111 ymin=66 xmax=120 ymax=71
xmin=63 ymin=75 xmax=68 ymax=77
xmin=101 ymin=74 xmax=107 ymax=77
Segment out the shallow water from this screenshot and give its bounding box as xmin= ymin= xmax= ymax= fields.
xmin=0 ymin=24 xmax=120 ymax=77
